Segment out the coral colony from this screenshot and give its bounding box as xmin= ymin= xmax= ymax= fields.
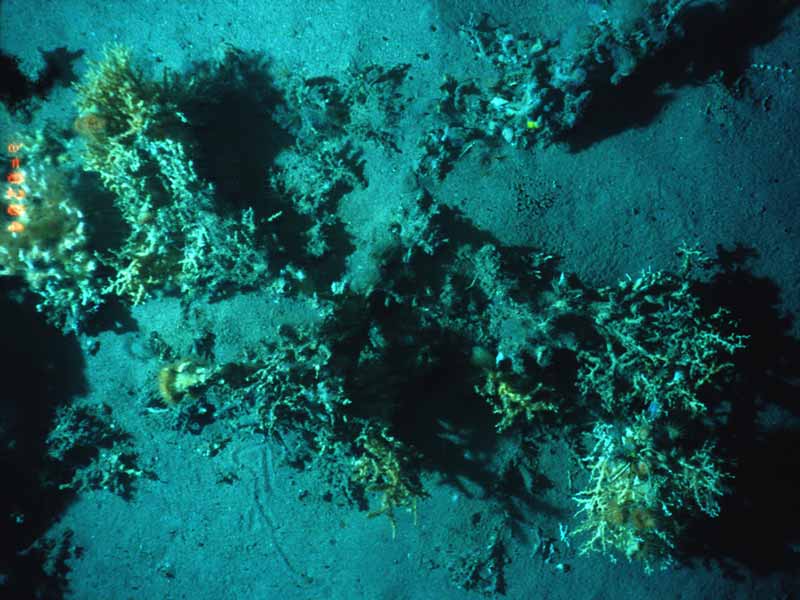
xmin=2 ymin=1 xmax=748 ymax=579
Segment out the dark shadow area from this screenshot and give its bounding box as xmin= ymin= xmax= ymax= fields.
xmin=337 ymin=288 xmax=565 ymax=523
xmin=177 ymin=47 xmax=356 ymax=291
xmin=329 ymin=206 xmax=570 ymax=523
xmin=180 ymin=48 xmax=291 ymax=220
xmin=66 ymin=171 xmax=139 ymax=336
xmin=72 ymin=171 xmax=127 ymax=257
xmin=0 ymin=278 xmax=89 ymax=599
xmin=677 ymin=244 xmax=800 ymax=580
xmin=391 ymin=340 xmax=568 ymax=526
xmin=0 ymin=51 xmax=33 ymax=113
xmin=0 ymin=47 xmax=84 ymax=117
xmin=35 ymin=47 xmax=84 ymax=97
xmin=79 ymin=294 xmax=139 ymax=337
xmin=566 ymin=0 xmax=798 ymax=150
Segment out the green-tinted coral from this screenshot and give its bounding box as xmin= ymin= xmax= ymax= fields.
xmin=0 ymin=131 xmax=102 ymax=331
xmin=421 ymin=241 xmax=743 ymax=570
xmin=577 ymin=246 xmax=746 ymax=417
xmin=74 ymin=45 xmax=162 ymax=140
xmin=352 ymin=424 xmax=427 ymax=537
xmin=74 ymin=45 xmax=269 ymax=303
xmin=476 ymin=371 xmax=558 ymax=432
xmin=572 ymin=415 xmax=727 ymax=572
